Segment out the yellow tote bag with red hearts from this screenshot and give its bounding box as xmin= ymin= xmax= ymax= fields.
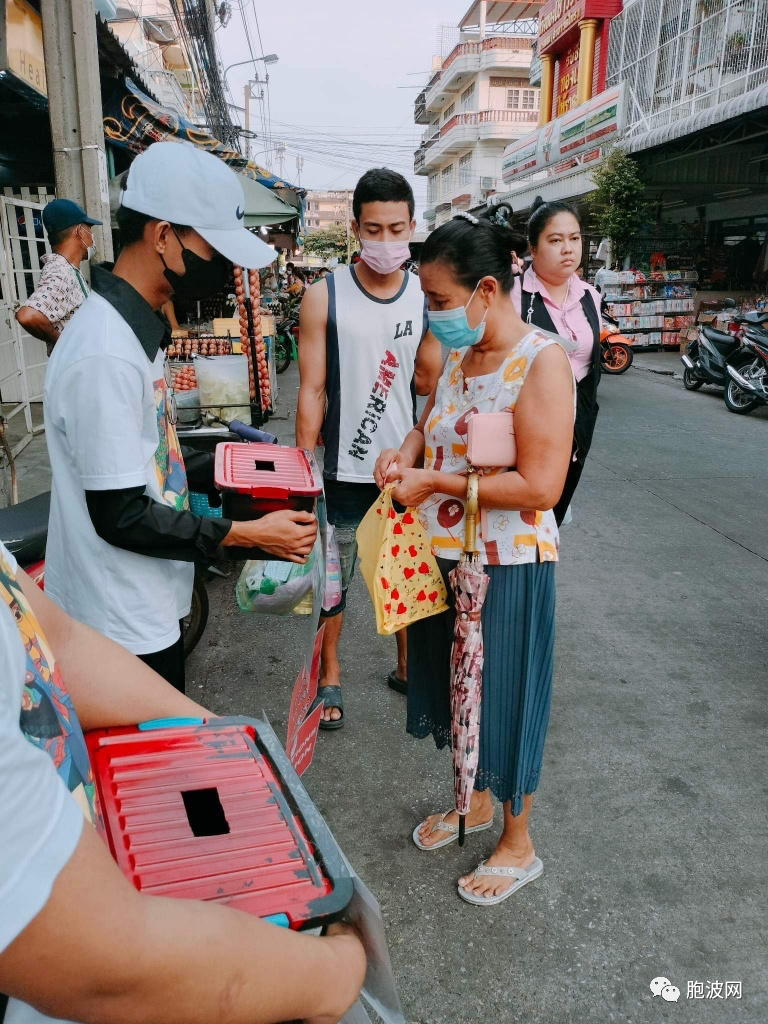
xmin=356 ymin=488 xmax=449 ymax=636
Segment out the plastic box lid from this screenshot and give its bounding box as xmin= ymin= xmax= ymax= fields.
xmin=214 ymin=442 xmax=323 ymax=499
xmin=85 ymin=717 xmax=351 ymax=929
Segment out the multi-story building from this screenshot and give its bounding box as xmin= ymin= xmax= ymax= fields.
xmin=499 ymin=0 xmax=768 ymax=289
xmin=109 ymin=1 xmax=225 ymax=132
xmin=414 ymin=1 xmax=542 ymax=231
xmin=304 ymin=190 xmax=353 ymax=234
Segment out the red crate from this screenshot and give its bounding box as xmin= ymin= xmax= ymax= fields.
xmin=85 ymin=717 xmax=350 ymax=930
xmin=214 ymin=442 xmax=323 ymax=557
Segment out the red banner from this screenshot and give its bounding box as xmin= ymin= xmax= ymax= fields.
xmin=286 ymin=624 xmax=325 ymax=776
xmin=538 ymin=0 xmax=622 ymax=54
xmin=556 ymin=40 xmax=581 ymax=117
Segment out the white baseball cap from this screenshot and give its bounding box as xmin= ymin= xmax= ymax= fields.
xmin=120 ymin=141 xmax=276 ymax=270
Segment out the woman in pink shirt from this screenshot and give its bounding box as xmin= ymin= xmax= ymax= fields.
xmin=511 ymin=198 xmax=602 ymax=524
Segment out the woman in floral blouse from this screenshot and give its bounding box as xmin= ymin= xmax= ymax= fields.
xmin=374 ymin=210 xmax=574 ymax=906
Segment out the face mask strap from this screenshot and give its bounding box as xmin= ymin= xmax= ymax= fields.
xmin=465 ymin=279 xmax=489 ymax=331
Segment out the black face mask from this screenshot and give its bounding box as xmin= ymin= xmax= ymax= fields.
xmin=161 ymin=230 xmax=231 ymax=299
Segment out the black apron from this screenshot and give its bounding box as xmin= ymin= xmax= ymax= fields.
xmin=520 ymin=287 xmax=601 ymax=524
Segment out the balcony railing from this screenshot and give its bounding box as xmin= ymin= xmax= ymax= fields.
xmin=442 ymin=36 xmax=533 ymax=70
xmin=440 ymin=109 xmax=539 ymax=135
xmin=414 ymin=147 xmax=426 ymax=173
xmin=414 ymin=88 xmax=427 ymax=124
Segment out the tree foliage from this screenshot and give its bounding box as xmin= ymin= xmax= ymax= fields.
xmin=302 ymin=223 xmax=348 ymax=259
xmin=587 ymin=148 xmax=648 ymax=266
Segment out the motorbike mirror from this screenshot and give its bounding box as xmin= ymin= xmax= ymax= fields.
xmin=724 ymin=298 xmax=737 ymax=308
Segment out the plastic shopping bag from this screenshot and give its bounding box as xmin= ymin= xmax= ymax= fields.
xmin=356 ymin=488 xmax=448 ymax=636
xmin=322 ymin=524 xmax=342 ymax=612
xmin=236 ymin=546 xmax=318 ymax=615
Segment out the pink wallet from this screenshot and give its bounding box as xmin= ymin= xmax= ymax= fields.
xmin=467 ymin=412 xmax=516 ymax=468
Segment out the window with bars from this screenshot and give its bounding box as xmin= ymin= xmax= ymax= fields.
xmin=507 ymin=88 xmax=538 ymax=110
xmin=460 ymin=82 xmax=476 ymax=112
xmin=443 ymin=102 xmax=455 ymax=122
xmin=428 ymin=174 xmax=439 ymax=204
xmin=458 ymin=153 xmax=473 ymax=187
xmin=441 ymin=164 xmax=454 ymax=195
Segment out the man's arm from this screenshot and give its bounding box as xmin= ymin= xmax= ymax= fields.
xmin=15 ymin=566 xmax=208 ymax=730
xmin=413 ymin=329 xmax=442 ymax=396
xmin=296 ymin=281 xmax=328 ymax=449
xmin=15 ymin=305 xmax=59 ymax=344
xmin=0 ymin=809 xmax=365 ymax=1024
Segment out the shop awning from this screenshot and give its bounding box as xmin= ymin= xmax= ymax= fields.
xmin=497 ymin=164 xmax=598 ymax=213
xmin=627 ymin=83 xmax=768 ymax=157
xmin=239 ymin=174 xmax=299 ymax=228
xmin=103 ymin=79 xmax=304 ymax=197
xmin=459 ymin=1 xmax=542 ymax=29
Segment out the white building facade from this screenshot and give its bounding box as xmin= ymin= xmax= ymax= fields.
xmin=414 ymin=2 xmax=541 ymax=230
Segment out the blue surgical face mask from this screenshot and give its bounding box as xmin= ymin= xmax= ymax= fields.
xmin=427 ymin=281 xmax=488 ymax=349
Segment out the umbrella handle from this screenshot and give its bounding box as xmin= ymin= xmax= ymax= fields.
xmin=464 ymin=472 xmax=479 ymax=555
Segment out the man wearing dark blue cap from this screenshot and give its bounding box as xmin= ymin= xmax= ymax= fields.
xmin=16 ymin=198 xmax=102 ymax=355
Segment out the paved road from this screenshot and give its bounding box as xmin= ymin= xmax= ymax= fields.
xmin=190 ymin=359 xmax=767 ymax=1023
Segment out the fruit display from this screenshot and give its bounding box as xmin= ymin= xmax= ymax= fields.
xmin=234 ymin=264 xmax=270 ymax=412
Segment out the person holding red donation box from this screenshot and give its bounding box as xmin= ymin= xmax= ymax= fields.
xmin=375 ymin=210 xmax=575 ymax=906
xmin=43 ymin=142 xmax=316 ymax=694
xmin=0 ymin=540 xmax=364 ymax=1024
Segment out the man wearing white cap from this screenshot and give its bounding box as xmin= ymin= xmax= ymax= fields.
xmin=44 ymin=142 xmax=317 ymax=691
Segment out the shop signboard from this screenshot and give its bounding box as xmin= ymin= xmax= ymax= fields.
xmin=0 ymin=0 xmax=47 ymax=97
xmin=501 ymin=83 xmax=624 ymax=184
xmin=501 ymin=132 xmax=540 ymax=182
xmin=538 ymin=0 xmax=622 ymax=54
xmin=556 ymin=40 xmax=580 ymax=117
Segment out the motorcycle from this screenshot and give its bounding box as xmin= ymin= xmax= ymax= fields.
xmin=723 ymin=312 xmax=768 ymax=415
xmin=681 ymin=298 xmax=744 ymax=394
xmin=600 ymin=312 xmax=634 ymax=374
xmin=273 ymin=307 xmax=299 ymax=374
xmin=0 ymin=422 xmax=276 ymax=658
xmin=0 ymin=491 xmax=210 ymax=658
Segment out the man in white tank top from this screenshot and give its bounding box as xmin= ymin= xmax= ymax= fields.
xmin=297 ymin=169 xmax=441 ymax=728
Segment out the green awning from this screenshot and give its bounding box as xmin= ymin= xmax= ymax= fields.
xmin=239 ymin=174 xmax=298 ymax=228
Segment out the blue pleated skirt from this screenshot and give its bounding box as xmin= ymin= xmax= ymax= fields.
xmin=406 ymin=558 xmax=556 ymax=815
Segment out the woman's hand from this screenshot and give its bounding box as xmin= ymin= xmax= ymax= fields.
xmin=374 ymin=448 xmax=403 ymax=489
xmin=389 ymin=467 xmax=435 ymax=507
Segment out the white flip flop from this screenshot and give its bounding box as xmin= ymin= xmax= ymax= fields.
xmin=412 ymin=812 xmax=494 ymax=852
xmin=457 ymin=856 xmax=544 ymax=905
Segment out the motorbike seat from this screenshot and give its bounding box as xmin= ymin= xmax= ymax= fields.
xmin=0 ymin=490 xmax=50 ymax=563
xmin=702 ymin=325 xmax=739 ymax=351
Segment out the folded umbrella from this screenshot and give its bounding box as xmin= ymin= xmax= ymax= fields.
xmin=448 ymin=472 xmax=490 ymax=846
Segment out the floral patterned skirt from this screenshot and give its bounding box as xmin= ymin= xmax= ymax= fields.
xmin=406 ymin=558 xmax=555 ymax=814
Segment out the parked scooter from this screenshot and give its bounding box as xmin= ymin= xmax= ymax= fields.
xmin=681 ymin=298 xmax=744 ymax=394
xmin=600 ymin=312 xmax=634 ymax=374
xmin=723 ymin=311 xmax=768 ymax=415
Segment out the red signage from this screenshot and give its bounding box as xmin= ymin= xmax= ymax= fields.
xmin=556 ymin=40 xmax=580 ymax=117
xmin=538 ymin=0 xmax=622 ymax=54
xmin=286 ymin=624 xmax=325 ymax=776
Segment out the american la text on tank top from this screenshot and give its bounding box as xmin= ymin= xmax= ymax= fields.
xmin=324 ymin=265 xmax=425 ymax=483
xmin=349 ymin=320 xmax=415 ymax=461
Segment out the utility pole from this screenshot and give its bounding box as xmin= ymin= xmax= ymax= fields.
xmin=244 ymin=82 xmax=251 ymax=161
xmin=40 ymin=0 xmax=113 ymax=263
xmin=275 ymin=141 xmax=286 ymax=178
xmin=295 ymin=155 xmax=304 ymax=185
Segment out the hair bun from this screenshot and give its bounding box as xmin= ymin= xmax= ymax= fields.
xmin=531 ymin=196 xmax=545 ymax=212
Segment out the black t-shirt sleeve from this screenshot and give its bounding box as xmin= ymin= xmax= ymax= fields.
xmin=85 ymin=486 xmax=231 ymax=562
